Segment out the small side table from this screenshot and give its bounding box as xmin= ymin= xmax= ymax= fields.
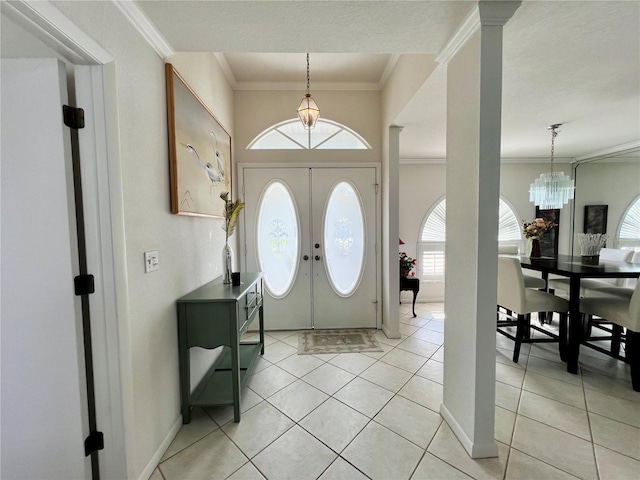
xmin=400 ymin=276 xmax=420 ymax=317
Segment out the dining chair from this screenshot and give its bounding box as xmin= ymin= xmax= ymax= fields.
xmin=497 ymin=256 xmax=569 ymax=363
xmin=497 ymin=245 xmax=546 ymax=289
xmin=580 ymin=281 xmax=640 ymax=391
xmin=581 ymin=251 xmax=639 ymax=344
xmin=548 ymin=248 xmax=635 ymax=296
xmin=584 ymin=250 xmax=640 ymax=299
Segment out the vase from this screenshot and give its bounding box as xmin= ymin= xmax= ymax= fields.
xmin=401 ymin=267 xmax=411 ymax=278
xmin=222 ymin=242 xmax=233 ymax=284
xmin=526 ymin=238 xmax=541 ymax=258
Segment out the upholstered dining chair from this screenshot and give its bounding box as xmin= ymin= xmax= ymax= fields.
xmin=548 ymin=248 xmax=635 ymax=296
xmin=497 ymin=244 xmax=546 ymax=289
xmin=583 ymin=251 xmax=640 ymax=300
xmin=497 ymin=256 xmax=569 ymax=363
xmin=580 ymin=281 xmax=640 ymax=391
xmin=580 ymin=251 xmax=639 ymax=345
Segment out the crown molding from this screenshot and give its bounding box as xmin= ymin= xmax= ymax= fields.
xmin=574 ymin=140 xmax=640 ymax=163
xmin=436 ymin=4 xmax=480 ymax=66
xmin=214 ymin=53 xmax=238 ymax=89
xmin=436 ymin=1 xmax=521 ymax=65
xmin=112 ymin=0 xmax=174 ymax=59
xmin=399 ymin=157 xmax=576 ymax=165
xmin=233 ymin=81 xmax=382 ymax=92
xmin=2 ymin=0 xmax=113 ymax=64
xmin=477 ymin=1 xmax=522 ymax=27
xmin=378 ymin=54 xmax=400 ymax=89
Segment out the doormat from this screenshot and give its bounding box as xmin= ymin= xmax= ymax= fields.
xmin=298 ymin=329 xmax=382 ymax=355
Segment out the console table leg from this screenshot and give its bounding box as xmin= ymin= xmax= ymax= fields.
xmin=412 ymin=291 xmax=417 ymax=317
xmin=178 ymin=305 xmax=191 ymax=424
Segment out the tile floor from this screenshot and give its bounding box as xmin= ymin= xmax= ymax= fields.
xmin=152 ymin=303 xmax=639 ymax=480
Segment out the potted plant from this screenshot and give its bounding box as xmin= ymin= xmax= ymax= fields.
xmin=399 ymin=252 xmax=416 ymax=277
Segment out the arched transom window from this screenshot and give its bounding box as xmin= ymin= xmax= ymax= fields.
xmin=247 ymin=118 xmax=371 ymax=150
xmin=418 ymin=197 xmax=521 ymax=282
xmin=618 ymin=195 xmax=640 ymax=251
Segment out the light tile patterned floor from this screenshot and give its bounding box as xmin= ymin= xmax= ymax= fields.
xmin=153 ymin=303 xmax=639 ymax=480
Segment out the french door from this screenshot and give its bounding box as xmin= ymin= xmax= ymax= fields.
xmin=242 ymin=166 xmax=379 ymax=330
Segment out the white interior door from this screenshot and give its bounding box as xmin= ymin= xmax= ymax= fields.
xmin=1 ymin=59 xmax=91 ymax=479
xmin=242 ymin=166 xmax=379 ymax=330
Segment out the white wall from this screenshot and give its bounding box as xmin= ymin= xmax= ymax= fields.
xmin=234 ymin=89 xmax=381 ymax=164
xmin=381 ymin=55 xmax=438 ymax=332
xmin=399 ymin=160 xmax=574 ymax=302
xmin=573 ymin=160 xmax=640 ymax=250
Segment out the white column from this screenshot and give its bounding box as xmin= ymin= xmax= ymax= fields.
xmin=439 ymin=1 xmax=521 ymax=458
xmin=383 ymin=126 xmax=403 ymax=339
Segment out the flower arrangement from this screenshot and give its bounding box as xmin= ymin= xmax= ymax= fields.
xmin=399 ymin=252 xmax=416 ymax=277
xmin=522 ymin=218 xmax=556 ymax=240
xmin=220 ymin=191 xmax=245 ymax=242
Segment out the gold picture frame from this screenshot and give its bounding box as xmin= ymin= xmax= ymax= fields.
xmin=166 ymin=63 xmax=231 ymax=218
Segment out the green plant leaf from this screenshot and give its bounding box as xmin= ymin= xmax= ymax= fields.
xmin=219 ymin=191 xmax=245 ymax=240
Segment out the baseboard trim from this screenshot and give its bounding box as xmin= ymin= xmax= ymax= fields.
xmin=381 ymin=324 xmax=401 ymax=339
xmin=440 ymin=403 xmax=499 ymax=459
xmin=138 ymin=414 xmax=182 ymax=480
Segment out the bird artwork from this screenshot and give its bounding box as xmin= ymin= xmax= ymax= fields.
xmin=209 ymin=130 xmax=225 ymax=181
xmin=182 ymin=142 xmax=221 ymax=183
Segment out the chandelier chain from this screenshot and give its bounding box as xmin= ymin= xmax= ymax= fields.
xmin=548 ymin=124 xmax=561 ymax=174
xmin=306 ymin=53 xmax=310 ymax=94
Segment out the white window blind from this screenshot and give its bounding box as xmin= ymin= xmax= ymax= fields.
xmin=498 ymin=200 xmax=521 ymax=242
xmin=618 ymin=196 xmax=640 ymax=251
xmin=418 ymin=197 xmax=522 ymax=282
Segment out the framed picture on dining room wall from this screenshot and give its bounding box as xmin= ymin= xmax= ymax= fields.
xmin=166 ymin=63 xmax=232 ymax=218
xmin=583 ymin=205 xmax=608 ymax=234
xmin=535 ymin=207 xmax=560 ymax=257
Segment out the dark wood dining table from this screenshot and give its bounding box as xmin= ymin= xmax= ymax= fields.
xmin=519 ymin=254 xmax=640 ymax=374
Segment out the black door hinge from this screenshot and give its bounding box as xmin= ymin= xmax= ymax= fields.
xmin=74 ymin=274 xmax=95 ymax=296
xmin=63 ymin=105 xmax=85 ymax=129
xmin=85 ymin=431 xmax=104 ymax=456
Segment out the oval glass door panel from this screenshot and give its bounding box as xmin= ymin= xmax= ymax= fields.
xmin=256 ymin=181 xmax=300 ymax=298
xmin=323 ymin=181 xmax=365 ymax=296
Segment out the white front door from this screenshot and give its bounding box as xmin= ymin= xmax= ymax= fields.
xmin=242 ymin=166 xmax=379 ymax=330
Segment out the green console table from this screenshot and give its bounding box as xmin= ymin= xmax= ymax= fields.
xmin=177 ymin=272 xmax=264 ymax=423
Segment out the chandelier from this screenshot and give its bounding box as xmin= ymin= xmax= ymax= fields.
xmin=297 ymin=53 xmax=320 ymax=130
xmin=529 ymin=124 xmax=575 ymax=210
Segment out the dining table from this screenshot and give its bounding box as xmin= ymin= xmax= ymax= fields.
xmin=519 ymin=254 xmax=640 ymax=374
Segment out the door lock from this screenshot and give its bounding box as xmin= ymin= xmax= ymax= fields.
xmin=314 ymin=255 xmax=321 ymax=261
xmin=315 ymin=243 xmax=320 ymax=249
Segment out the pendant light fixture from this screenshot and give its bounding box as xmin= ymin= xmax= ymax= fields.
xmin=529 ymin=124 xmax=575 ymax=210
xmin=297 ymin=53 xmax=320 ymax=130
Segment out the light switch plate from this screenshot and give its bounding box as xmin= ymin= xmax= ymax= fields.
xmin=144 ymin=250 xmax=159 ymax=273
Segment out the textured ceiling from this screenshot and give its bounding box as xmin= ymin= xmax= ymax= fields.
xmin=137 ymin=0 xmax=640 ymax=160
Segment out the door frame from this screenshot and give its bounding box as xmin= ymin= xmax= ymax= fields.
xmin=2 ymin=2 xmax=129 ymax=478
xmin=239 ymin=162 xmax=382 ymax=329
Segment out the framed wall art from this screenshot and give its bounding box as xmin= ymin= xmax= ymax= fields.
xmin=535 ymin=207 xmax=560 ymax=257
xmin=584 ymin=205 xmax=608 ymax=234
xmin=166 ymin=63 xmax=231 ymax=218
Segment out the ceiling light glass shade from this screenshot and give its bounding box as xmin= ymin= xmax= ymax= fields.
xmin=529 ymin=171 xmax=575 ymax=210
xmin=297 ymin=94 xmax=320 ymax=130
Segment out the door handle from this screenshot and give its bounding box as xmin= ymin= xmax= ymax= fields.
xmin=303 ymin=255 xmax=309 ymax=261
xmin=314 ymin=255 xmax=321 ymax=261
